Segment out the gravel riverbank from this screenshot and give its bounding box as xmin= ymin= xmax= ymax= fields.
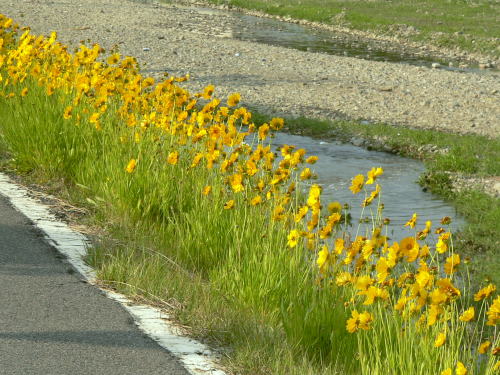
xmin=1 ymin=0 xmax=499 ymax=138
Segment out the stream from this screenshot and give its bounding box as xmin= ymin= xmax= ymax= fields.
xmin=271 ymin=132 xmax=464 ymax=241
xmin=188 ymin=6 xmax=495 ymax=74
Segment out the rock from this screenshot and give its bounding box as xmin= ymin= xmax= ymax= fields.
xmin=478 ymin=62 xmax=492 ymax=69
xmin=431 ymin=62 xmax=441 ymax=69
xmin=142 ymin=47 xmax=151 ymax=52
xmin=351 ymin=137 xmax=364 ymax=147
xmin=493 ymin=181 xmax=500 ymax=197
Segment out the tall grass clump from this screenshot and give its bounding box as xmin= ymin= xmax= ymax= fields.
xmin=0 ymin=15 xmax=498 ymax=375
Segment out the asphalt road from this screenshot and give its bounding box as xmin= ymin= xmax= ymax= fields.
xmin=0 ymin=194 xmax=189 ymax=375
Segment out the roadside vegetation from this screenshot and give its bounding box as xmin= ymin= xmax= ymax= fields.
xmin=204 ymin=0 xmax=500 ymax=59
xmin=1 ymin=14 xmax=499 ymax=375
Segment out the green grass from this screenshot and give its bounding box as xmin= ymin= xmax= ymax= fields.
xmin=202 ymin=0 xmax=500 ymax=58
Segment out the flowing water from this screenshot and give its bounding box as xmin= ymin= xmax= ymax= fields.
xmin=189 ymin=6 xmax=495 ymax=74
xmin=270 ymin=132 xmax=464 ymax=241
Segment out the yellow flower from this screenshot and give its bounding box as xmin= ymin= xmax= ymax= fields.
xmin=167 ymin=151 xmax=179 ymax=165
xmin=269 ymin=117 xmax=284 ymax=130
xmin=349 ymin=174 xmax=364 ymax=194
xmin=125 ymin=159 xmax=137 ymax=173
xmin=202 ymin=185 xmax=212 ymax=196
xmin=336 ymin=271 xmax=352 ymax=286
xmin=256 ymin=179 xmax=265 ymax=192
xmin=359 ymin=286 xmax=389 ymax=305
xmin=376 ymin=257 xmax=391 ymax=283
xmin=21 ymin=87 xmax=28 ymax=97
xmin=316 ymin=246 xmax=330 ymax=273
xmin=223 ymin=200 xmax=235 ymax=210
xmin=327 ymin=212 xmax=341 ymax=227
xmin=436 ymin=238 xmax=449 ymax=254
xmin=456 ymin=361 xmax=467 ymax=375
xmin=229 ymin=173 xmax=244 ymax=193
xmin=474 ymin=284 xmax=496 ymax=301
xmin=440 ymin=369 xmax=452 ymax=375
xmin=191 ymin=153 xmax=204 ymax=168
xmin=441 ymin=216 xmax=452 ymax=225
xmin=427 ymin=304 xmax=443 ymax=326
xmin=89 ymin=112 xmax=100 ymax=124
xmin=227 ymin=93 xmax=241 ymax=107
xmin=107 ymin=53 xmax=120 ymax=65
xmin=459 ymin=306 xmax=474 ymax=322
xmin=362 ymin=184 xmax=381 ymax=207
xmin=355 ymin=275 xmax=374 ymax=291
xmin=436 ymin=278 xmax=461 ymax=298
xmin=318 ymin=224 xmax=333 ymax=239
xmin=346 ymin=310 xmax=373 ymax=333
xmin=419 ymin=244 xmax=430 ymax=258
xmin=417 ymin=220 xmax=432 ymax=240
xmin=486 ymin=295 xmax=500 ymax=326
xmin=444 ymin=254 xmax=460 ymax=275
xmin=479 ymin=340 xmax=491 ymax=354
xmin=415 ymin=262 xmax=432 ymax=287
xmin=250 ymin=195 xmax=262 ymax=206
xmin=245 ymin=160 xmax=258 ymax=176
xmin=306 ymin=155 xmax=318 ymax=164
xmin=300 ymin=167 xmax=312 ymax=180
xmin=202 ymin=84 xmax=215 ymax=99
xmin=307 ymin=211 xmax=319 ymax=231
xmin=400 ymin=237 xmax=419 ymax=263
xmin=272 ymin=206 xmax=286 ymax=221
xmin=434 ymin=331 xmax=446 ymax=347
xmin=258 ymin=123 xmax=270 ymax=141
xmin=287 ymin=229 xmax=301 ymax=248
xmin=431 ymin=288 xmax=449 ymax=305
xmin=142 ymin=77 xmax=155 ymax=88
xmin=366 ymin=167 xmax=383 ymax=184
xmin=63 ymin=106 xmax=73 ymax=120
xmin=307 ymin=184 xmax=322 ymax=207
xmin=404 ymin=213 xmax=417 ymax=229
xmin=395 ymin=296 xmax=409 ymax=311
xmin=493 ymin=361 xmax=500 ymax=372
xmin=328 ymin=201 xmax=342 ymax=213
xmin=294 ymin=205 xmax=308 ymax=223
xmin=334 ymin=238 xmax=344 ymax=254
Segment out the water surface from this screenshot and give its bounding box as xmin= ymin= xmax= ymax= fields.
xmin=271 ymin=132 xmax=464 ymax=241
